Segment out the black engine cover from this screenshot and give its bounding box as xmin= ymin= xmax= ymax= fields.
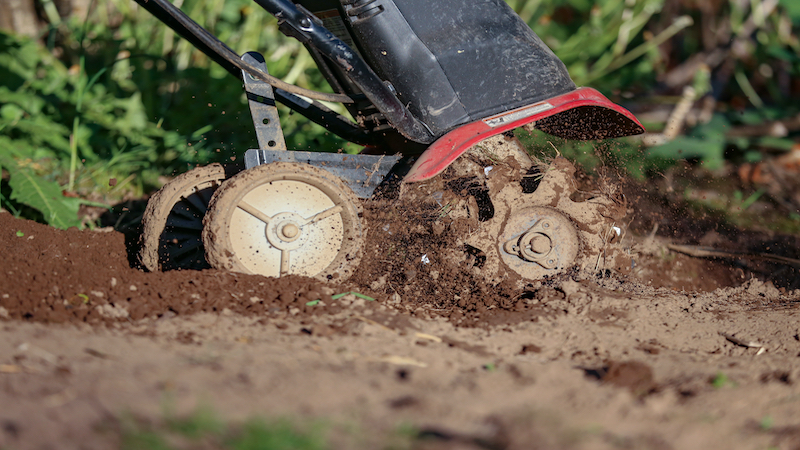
xmin=298 ymin=0 xmax=576 ymax=137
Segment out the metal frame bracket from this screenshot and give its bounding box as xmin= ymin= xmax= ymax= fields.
xmin=242 ymin=51 xmax=287 ymax=152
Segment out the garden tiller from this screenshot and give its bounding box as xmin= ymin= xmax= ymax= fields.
xmin=136 ymin=0 xmax=645 ymax=283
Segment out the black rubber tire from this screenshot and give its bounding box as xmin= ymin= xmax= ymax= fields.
xmin=139 ymin=164 xmax=226 ymax=271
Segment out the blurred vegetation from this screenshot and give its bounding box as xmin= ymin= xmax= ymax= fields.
xmin=119 ymin=407 xmax=416 ymax=450
xmin=122 ymin=409 xmax=329 ymax=450
xmin=0 ymin=0 xmax=799 ymax=229
xmin=510 ymin=0 xmax=800 ymax=171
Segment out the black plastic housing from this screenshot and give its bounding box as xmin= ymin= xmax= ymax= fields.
xmin=298 ymin=0 xmax=577 ymax=137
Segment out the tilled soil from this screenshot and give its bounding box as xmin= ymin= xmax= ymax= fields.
xmin=1 ymin=165 xmax=800 ymax=449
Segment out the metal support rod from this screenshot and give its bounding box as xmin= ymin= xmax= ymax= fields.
xmin=251 ymin=0 xmax=435 ymax=144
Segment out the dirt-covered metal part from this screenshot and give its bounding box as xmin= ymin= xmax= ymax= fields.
xmin=500 ymin=206 xmax=580 ymax=273
xmin=244 ymin=149 xmax=402 ymax=199
xmin=242 ymin=51 xmax=287 ymax=152
xmin=139 ymin=164 xmax=227 ymax=271
xmin=423 ymin=135 xmax=631 ymax=286
xmin=202 ymin=162 xmax=364 ymax=281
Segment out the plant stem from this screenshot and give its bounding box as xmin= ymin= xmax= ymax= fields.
xmin=740 ymin=189 xmax=765 ymax=211
xmin=0 ymin=191 xmax=22 ymax=217
xmin=69 ymin=117 xmax=79 ymax=192
xmin=583 ymin=15 xmax=693 ymax=84
xmin=735 ymin=69 xmax=764 ymax=108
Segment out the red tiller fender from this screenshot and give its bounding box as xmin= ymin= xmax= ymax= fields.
xmin=404 ymin=87 xmax=645 ymax=183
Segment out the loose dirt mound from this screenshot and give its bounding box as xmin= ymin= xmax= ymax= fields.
xmin=1 ymin=164 xmax=800 ymax=449
xmin=0 ymin=212 xmax=339 ymax=323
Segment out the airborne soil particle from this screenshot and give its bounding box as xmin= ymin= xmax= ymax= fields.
xmin=1 ymin=162 xmax=800 ymax=449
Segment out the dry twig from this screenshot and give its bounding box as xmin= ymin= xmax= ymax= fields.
xmin=668 ymin=244 xmax=800 ymax=268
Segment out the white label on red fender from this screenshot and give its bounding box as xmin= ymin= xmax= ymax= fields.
xmin=483 ymin=102 xmax=554 ymax=128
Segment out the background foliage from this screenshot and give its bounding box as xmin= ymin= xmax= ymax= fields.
xmin=1 ymin=0 xmax=799 ymax=229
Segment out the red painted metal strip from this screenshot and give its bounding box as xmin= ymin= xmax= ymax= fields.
xmin=404 ymin=87 xmax=644 ymax=183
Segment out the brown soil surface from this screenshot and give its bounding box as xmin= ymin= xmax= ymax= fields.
xmin=1 ymin=164 xmax=800 ymax=449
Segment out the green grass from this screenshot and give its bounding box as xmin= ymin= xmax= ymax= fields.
xmin=121 ymin=411 xmax=328 ymax=450
xmin=710 ymin=372 xmax=735 ymax=389
xmin=118 ymin=408 xmax=420 ymax=450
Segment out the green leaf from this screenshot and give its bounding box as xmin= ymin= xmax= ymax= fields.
xmin=766 ymin=45 xmax=799 ymax=63
xmin=755 ymin=136 xmax=796 ymax=151
xmin=15 ymin=230 xmax=24 ymax=237
xmin=12 ymin=115 xmax=72 ymax=154
xmin=779 ymin=0 xmax=800 ymax=24
xmin=305 ymin=299 xmax=320 ymax=306
xmin=0 ymin=103 xmax=24 ymax=121
xmin=7 ymin=165 xmax=81 ymax=229
xmin=647 ymin=115 xmax=729 ymax=170
xmin=711 ymin=372 xmax=733 ymax=389
xmin=119 ymin=92 xmax=148 ymax=131
xmin=647 ymin=137 xmax=725 ymax=170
